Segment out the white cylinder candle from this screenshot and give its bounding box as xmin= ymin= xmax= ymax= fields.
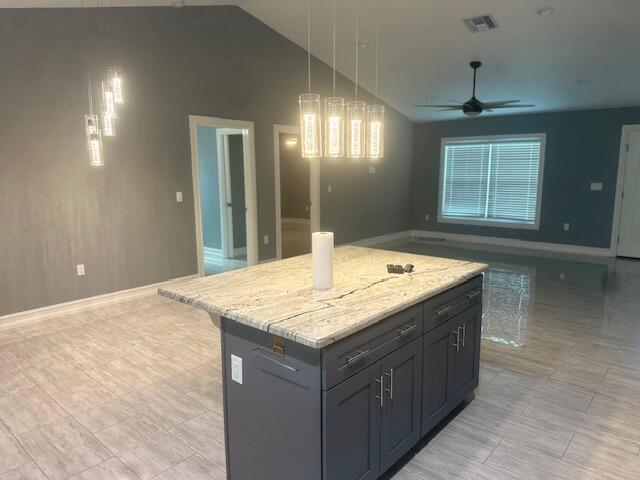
xmin=312 ymin=232 xmax=334 ymax=290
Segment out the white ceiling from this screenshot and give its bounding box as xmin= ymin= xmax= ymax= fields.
xmin=4 ymin=0 xmax=640 ymax=122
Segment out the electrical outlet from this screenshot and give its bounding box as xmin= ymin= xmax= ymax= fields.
xmin=231 ymin=354 xmax=243 ymax=385
xmin=369 ymin=166 xmax=376 ymax=174
xmin=76 ymin=264 xmax=85 ymax=276
xmin=590 ymin=182 xmax=603 ymax=191
xmin=176 ymin=191 xmax=183 ymax=202
xmin=263 ymin=235 xmax=270 ymax=245
xmin=563 ymin=223 xmax=570 ymax=231
xmin=327 ymin=185 xmax=333 ymax=193
xmin=424 ymin=214 xmax=430 ymax=221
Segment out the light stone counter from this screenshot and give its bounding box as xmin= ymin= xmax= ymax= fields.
xmin=159 ymin=246 xmax=487 ymax=349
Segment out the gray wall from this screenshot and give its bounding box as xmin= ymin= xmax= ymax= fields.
xmin=412 ymin=107 xmax=640 ymax=248
xmin=0 ymin=6 xmax=414 ymax=316
xmin=197 ymin=125 xmax=221 ymax=250
xmin=228 ymin=134 xmax=246 ymax=250
xmin=279 ymin=133 xmax=310 ymax=220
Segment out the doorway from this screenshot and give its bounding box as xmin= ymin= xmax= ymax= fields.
xmin=189 ymin=116 xmax=258 ymax=276
xmin=274 ymin=124 xmax=321 ymax=259
xmin=612 ymin=125 xmax=640 ymax=258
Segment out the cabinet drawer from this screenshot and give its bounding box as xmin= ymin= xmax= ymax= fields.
xmin=423 ymin=276 xmax=483 ymax=334
xmin=322 ymin=304 xmax=423 ymax=390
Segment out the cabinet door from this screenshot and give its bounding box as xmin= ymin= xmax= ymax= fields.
xmin=452 ymin=304 xmax=482 ymax=403
xmin=379 ymin=339 xmax=422 ymax=475
xmin=421 ymin=320 xmax=457 ymax=436
xmin=323 ymin=362 xmax=381 ymax=480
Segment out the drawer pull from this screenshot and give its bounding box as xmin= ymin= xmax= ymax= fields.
xmin=345 ymin=349 xmax=371 ymax=365
xmin=398 ymin=324 xmax=417 ymax=337
xmin=466 ymin=289 xmax=482 ymax=301
xmin=435 ymin=305 xmax=454 ymax=317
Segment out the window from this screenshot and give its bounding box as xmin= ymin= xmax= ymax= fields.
xmin=438 ymin=134 xmax=546 ymax=229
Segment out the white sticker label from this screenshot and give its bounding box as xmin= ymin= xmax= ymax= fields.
xmin=231 ymin=354 xmax=243 ymax=385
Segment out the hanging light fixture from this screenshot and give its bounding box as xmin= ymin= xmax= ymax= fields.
xmin=347 ymin=0 xmax=366 ymax=158
xmin=102 ymin=80 xmax=117 ymax=119
xmin=298 ymin=0 xmax=322 ymax=158
xmin=367 ymin=0 xmax=384 ymax=159
xmin=108 ymin=66 xmax=124 ymax=104
xmin=85 ymin=113 xmax=103 ymax=167
xmin=325 ymin=0 xmax=344 ymax=158
xmin=101 ymin=105 xmax=116 ymax=137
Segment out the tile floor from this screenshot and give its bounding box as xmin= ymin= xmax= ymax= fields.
xmin=0 ymin=240 xmax=638 ymax=479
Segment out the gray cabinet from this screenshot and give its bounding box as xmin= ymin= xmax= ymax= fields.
xmin=421 ymin=320 xmax=456 ymax=435
xmin=452 ymin=304 xmax=482 ymax=402
xmin=323 ymin=339 xmax=422 ymax=480
xmin=379 ymin=340 xmax=423 ymax=474
xmin=323 ymin=363 xmax=380 ymax=480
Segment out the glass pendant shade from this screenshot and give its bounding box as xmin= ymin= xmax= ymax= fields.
xmin=102 ymin=81 xmax=117 ymax=119
xmin=109 ymin=67 xmax=124 ymax=104
xmin=102 ymin=106 xmax=116 ymax=137
xmin=346 ymin=101 xmax=366 ymax=158
xmin=85 ymin=114 xmax=103 ymax=167
xmin=299 ymin=93 xmax=322 ymax=158
xmin=367 ymin=104 xmax=384 ymax=159
xmin=324 ymin=97 xmax=345 ymax=157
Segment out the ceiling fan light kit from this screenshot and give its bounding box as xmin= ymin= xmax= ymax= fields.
xmin=415 ymin=61 xmax=535 ymax=117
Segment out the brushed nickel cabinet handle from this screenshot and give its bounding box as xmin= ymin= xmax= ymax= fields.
xmin=435 ymin=305 xmax=454 ymax=317
xmin=384 ymin=368 xmax=394 ymax=400
xmin=450 ymin=330 xmax=460 ymax=352
xmin=398 ymin=324 xmax=417 ymax=337
xmin=374 ymin=376 xmax=384 ymax=407
xmin=345 ymin=349 xmax=370 ymax=365
xmin=466 ymin=289 xmax=481 ymax=300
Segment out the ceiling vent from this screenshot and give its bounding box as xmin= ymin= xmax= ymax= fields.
xmin=463 ymin=15 xmax=499 ymax=33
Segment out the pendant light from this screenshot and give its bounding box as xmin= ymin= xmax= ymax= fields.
xmin=324 ymin=0 xmax=344 ymax=157
xmin=298 ymin=0 xmax=322 ymax=158
xmin=347 ymin=0 xmax=366 ymax=159
xmin=82 ymin=2 xmax=104 ymax=167
xmin=367 ymin=0 xmax=384 ymax=159
xmin=109 ymin=66 xmax=124 ymax=104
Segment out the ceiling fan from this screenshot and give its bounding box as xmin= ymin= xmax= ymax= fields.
xmin=415 ymin=61 xmax=535 ymax=116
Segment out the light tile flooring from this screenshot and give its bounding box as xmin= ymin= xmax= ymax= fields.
xmin=0 ymin=240 xmax=639 ymax=479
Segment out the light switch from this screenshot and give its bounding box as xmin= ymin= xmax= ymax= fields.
xmin=327 ymin=185 xmax=333 ymax=193
xmin=231 ymin=354 xmax=243 ymax=385
xmin=263 ymin=235 xmax=270 ymax=245
xmin=563 ymin=223 xmax=570 ymax=231
xmin=590 ymin=182 xmax=603 ymax=191
xmin=176 ymin=192 xmax=183 ymax=202
xmin=76 ymin=264 xmax=85 ymax=276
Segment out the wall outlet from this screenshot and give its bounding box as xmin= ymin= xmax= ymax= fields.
xmin=76 ymin=264 xmax=85 ymax=276
xmin=231 ymin=354 xmax=243 ymax=385
xmin=369 ymin=166 xmax=377 ymax=174
xmin=563 ymin=223 xmax=570 ymax=231
xmin=176 ymin=191 xmax=183 ymax=202
xmin=327 ymin=185 xmax=333 ymax=193
xmin=424 ymin=214 xmax=430 ymax=221
xmin=590 ymin=182 xmax=603 ymax=191
xmin=263 ymin=235 xmax=270 ymax=245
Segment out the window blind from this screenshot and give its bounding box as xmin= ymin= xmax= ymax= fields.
xmin=440 ymin=137 xmax=543 ymax=226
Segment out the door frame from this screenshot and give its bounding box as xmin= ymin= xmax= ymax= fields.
xmin=216 ymin=128 xmax=244 ymax=259
xmin=189 ymin=115 xmax=259 ymax=276
xmin=610 ymin=124 xmax=640 ymax=257
xmin=273 ymin=124 xmax=321 ymax=260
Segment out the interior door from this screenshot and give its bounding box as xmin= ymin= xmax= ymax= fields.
xmin=618 ymin=129 xmax=640 ymax=258
xmin=452 ymin=305 xmax=482 ymax=403
xmin=379 ymin=339 xmax=422 ymax=475
xmin=222 ymin=134 xmax=235 ymax=258
xmin=323 ymin=362 xmax=381 ymax=480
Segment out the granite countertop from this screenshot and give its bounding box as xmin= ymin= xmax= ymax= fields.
xmin=159 ymin=246 xmax=487 ymax=349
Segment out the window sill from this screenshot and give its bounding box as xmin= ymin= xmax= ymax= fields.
xmin=438 ymin=216 xmax=540 ymax=231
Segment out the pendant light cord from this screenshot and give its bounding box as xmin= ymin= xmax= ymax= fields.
xmin=81 ymin=0 xmax=94 ymax=116
xmin=332 ymin=0 xmax=336 ymax=95
xmin=307 ymin=0 xmax=311 ymax=93
xmin=374 ymin=0 xmax=380 ymax=103
xmin=354 ymin=0 xmax=359 ymax=101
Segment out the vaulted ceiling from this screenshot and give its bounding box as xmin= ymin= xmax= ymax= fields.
xmin=3 ymin=0 xmax=640 ymax=122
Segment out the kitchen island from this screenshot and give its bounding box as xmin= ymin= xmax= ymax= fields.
xmin=160 ymin=246 xmax=487 ymax=480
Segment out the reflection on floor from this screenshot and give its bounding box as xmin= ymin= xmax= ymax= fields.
xmin=0 ymin=240 xmax=639 ymax=479
xmin=204 ymin=248 xmax=246 ymax=276
xmin=281 ymin=220 xmax=310 ymax=259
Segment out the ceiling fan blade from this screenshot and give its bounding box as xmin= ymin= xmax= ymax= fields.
xmin=414 ymin=104 xmax=463 ymax=108
xmin=491 ymin=104 xmax=536 ymax=109
xmin=482 ymin=100 xmax=522 ymax=107
xmin=438 ymin=107 xmax=465 ymax=111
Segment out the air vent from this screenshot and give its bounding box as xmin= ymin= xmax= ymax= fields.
xmin=463 ymin=15 xmax=499 ymax=33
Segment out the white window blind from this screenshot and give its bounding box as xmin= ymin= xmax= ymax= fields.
xmin=440 ymin=135 xmax=545 ymax=228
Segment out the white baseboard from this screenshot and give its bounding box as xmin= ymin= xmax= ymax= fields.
xmin=350 ymin=230 xmax=413 ymax=247
xmin=0 ymin=274 xmax=199 ymax=330
xmin=410 ymin=230 xmax=610 ymax=257
xmin=282 ymin=217 xmax=311 ymax=225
